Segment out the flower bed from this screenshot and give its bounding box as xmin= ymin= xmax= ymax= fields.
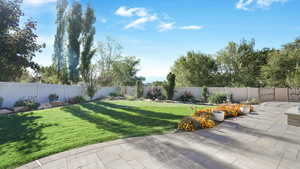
xmin=178 ymin=104 xmax=253 ymax=131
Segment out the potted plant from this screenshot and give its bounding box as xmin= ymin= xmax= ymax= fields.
xmin=240 ymin=105 xmax=251 ymax=114
xmin=48 ymin=94 xmax=59 ymax=103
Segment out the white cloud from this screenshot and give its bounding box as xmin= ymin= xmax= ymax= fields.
xmin=158 ymin=22 xmax=175 ymax=32
xmin=125 ymin=15 xmax=157 ymax=29
xmin=100 ymin=18 xmax=107 ymax=23
xmin=115 ymin=6 xmax=148 ymax=17
xmin=115 ymin=6 xmax=159 ymax=30
xmin=236 ymin=0 xmax=288 ymax=10
xmin=179 ymin=25 xmax=204 ymax=30
xmin=24 ymin=0 xmax=56 ymax=5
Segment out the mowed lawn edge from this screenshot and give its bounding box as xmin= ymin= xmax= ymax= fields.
xmin=0 ymin=100 xmax=206 ymax=169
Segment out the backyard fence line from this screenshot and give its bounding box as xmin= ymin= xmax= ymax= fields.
xmin=1 ymin=82 xmax=300 ymax=108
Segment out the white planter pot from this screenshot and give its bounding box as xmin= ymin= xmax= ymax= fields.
xmin=213 ymin=111 xmax=225 ymax=121
xmin=240 ymin=106 xmax=250 ymax=114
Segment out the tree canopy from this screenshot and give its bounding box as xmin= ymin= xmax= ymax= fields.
xmin=0 ymin=0 xmax=44 ymax=81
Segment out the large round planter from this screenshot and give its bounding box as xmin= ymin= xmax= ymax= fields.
xmin=213 ymin=111 xmax=225 ymax=121
xmin=240 ymin=106 xmax=250 ymax=114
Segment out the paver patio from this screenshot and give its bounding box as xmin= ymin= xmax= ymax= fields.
xmin=17 ymin=102 xmax=300 ymax=169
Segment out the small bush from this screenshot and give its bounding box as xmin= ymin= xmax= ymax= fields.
xmin=14 ymin=97 xmax=40 ymax=110
xmin=126 ymin=95 xmax=136 ymax=101
xmin=146 ymin=87 xmax=165 ymax=100
xmin=136 ymin=80 xmax=144 ymax=98
xmin=178 ymin=116 xmax=201 ymax=131
xmin=208 ymin=93 xmax=227 ymax=104
xmin=109 ymin=92 xmax=124 ymax=98
xmin=0 ymin=97 xmax=3 ymax=108
xmin=86 ymin=85 xmax=97 ymax=100
xmin=246 ymin=98 xmax=259 ymax=105
xmin=201 ymin=86 xmax=209 ymax=102
xmin=178 ymin=91 xmax=194 ymax=102
xmin=48 ymin=94 xmax=59 ymax=103
xmin=67 ymin=96 xmax=86 ymax=104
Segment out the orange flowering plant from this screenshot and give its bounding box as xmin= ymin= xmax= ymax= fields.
xmin=178 ymin=104 xmax=254 ymax=132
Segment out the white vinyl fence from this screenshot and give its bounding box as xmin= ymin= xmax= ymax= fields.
xmin=0 ymin=82 xmax=118 ymax=108
xmin=1 ymin=82 xmax=300 ymax=108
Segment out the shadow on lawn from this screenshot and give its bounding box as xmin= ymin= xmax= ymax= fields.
xmin=0 ymin=113 xmax=56 ymax=155
xmin=62 ymin=101 xmax=183 ymax=137
xmin=85 ymin=101 xmax=184 ymax=120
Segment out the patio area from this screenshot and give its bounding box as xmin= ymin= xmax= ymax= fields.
xmin=18 ymin=102 xmax=300 ymax=169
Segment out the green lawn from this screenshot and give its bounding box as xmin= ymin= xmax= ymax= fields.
xmin=0 ymin=100 xmax=205 ymax=169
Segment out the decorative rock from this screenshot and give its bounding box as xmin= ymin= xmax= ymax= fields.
xmin=38 ymin=103 xmax=53 ymax=110
xmin=50 ymin=101 xmax=64 ymax=107
xmin=14 ymin=106 xmax=30 ymax=113
xmin=0 ymin=108 xmax=14 ymax=115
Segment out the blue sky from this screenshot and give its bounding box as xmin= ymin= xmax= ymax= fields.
xmin=22 ymin=0 xmax=300 ymax=82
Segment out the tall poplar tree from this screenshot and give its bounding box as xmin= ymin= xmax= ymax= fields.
xmin=81 ymin=5 xmax=96 ymax=82
xmin=53 ymin=0 xmax=68 ymax=75
xmin=67 ymin=1 xmax=82 ymax=83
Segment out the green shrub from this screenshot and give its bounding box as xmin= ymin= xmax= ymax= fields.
xmin=109 ymin=92 xmax=123 ymax=98
xmin=208 ymin=93 xmax=227 ymax=104
xmin=164 ymin=72 xmax=176 ymax=100
xmin=14 ymin=97 xmax=40 ymax=110
xmin=146 ymin=87 xmax=165 ymax=100
xmin=0 ymin=97 xmax=3 ymax=108
xmin=86 ymin=85 xmax=97 ymax=100
xmin=178 ymin=91 xmax=194 ymax=102
xmin=201 ymin=86 xmax=209 ymax=102
xmin=67 ymin=96 xmax=86 ymax=104
xmin=136 ymin=80 xmax=144 ymax=98
xmin=48 ymin=94 xmax=59 ymax=103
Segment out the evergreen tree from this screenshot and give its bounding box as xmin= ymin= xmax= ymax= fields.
xmin=67 ymin=1 xmax=82 ymax=83
xmin=164 ymin=72 xmax=176 ymax=100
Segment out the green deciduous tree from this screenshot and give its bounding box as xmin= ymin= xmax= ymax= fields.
xmin=172 ymin=51 xmax=217 ymax=87
xmin=216 ymin=39 xmax=269 ymax=87
xmin=112 ymin=56 xmax=143 ymax=86
xmin=85 ymin=65 xmax=98 ymax=99
xmin=53 ymin=0 xmax=68 ymax=75
xmin=0 ymin=0 xmax=44 ymax=81
xmin=80 ymin=4 xmax=96 ymax=82
xmin=96 ymin=37 xmax=123 ymax=86
xmin=67 ymin=1 xmax=82 ymax=83
xmin=261 ymin=38 xmax=300 ymax=87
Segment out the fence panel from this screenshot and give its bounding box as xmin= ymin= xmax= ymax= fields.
xmin=64 ymin=85 xmax=85 ymax=100
xmin=93 ymin=87 xmax=118 ymax=99
xmin=247 ymin=88 xmax=259 ymax=101
xmin=275 ymin=88 xmax=288 ymax=101
xmin=288 ymin=88 xmax=300 ymax=101
xmin=0 ymin=82 xmax=38 ymax=108
xmin=226 ymin=88 xmax=248 ymax=102
xmin=174 ymin=87 xmax=202 ymax=100
xmin=37 ymin=83 xmax=66 ymax=103
xmin=260 ymin=88 xmax=275 ymax=102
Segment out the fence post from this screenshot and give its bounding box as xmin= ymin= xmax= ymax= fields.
xmin=273 ymin=87 xmax=276 ymax=101
xmin=287 ymin=88 xmax=290 ymax=102
xmin=258 ymin=88 xmax=261 ymax=102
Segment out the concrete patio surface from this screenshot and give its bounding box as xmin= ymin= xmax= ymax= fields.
xmin=17 ymin=102 xmax=300 ymax=169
